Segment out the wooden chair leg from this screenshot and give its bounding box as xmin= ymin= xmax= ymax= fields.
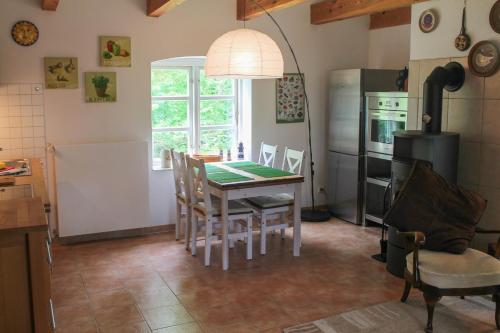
xmin=401 ymin=281 xmax=411 ymax=303
xmin=229 ymin=221 xmax=235 ymax=249
xmin=175 ymin=202 xmax=181 ymax=241
xmin=204 ymin=218 xmax=212 ymax=267
xmin=278 ymin=213 xmax=284 ymax=239
xmin=423 ymin=291 xmax=440 ymax=333
xmin=191 ymin=213 xmax=198 ymax=256
xmin=185 ymin=207 xmax=191 ymax=251
xmin=494 ymin=293 xmax=500 ymax=330
xmin=246 ymin=216 xmax=253 ymax=260
xmin=260 ymin=213 xmax=267 ymax=255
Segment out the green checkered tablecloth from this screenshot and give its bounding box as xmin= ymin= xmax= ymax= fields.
xmin=205 ymin=164 xmax=253 ymax=184
xmin=223 ymin=161 xmax=294 ymax=178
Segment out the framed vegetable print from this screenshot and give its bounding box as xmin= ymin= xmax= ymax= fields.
xmin=85 ymin=72 xmax=117 ymax=103
xmin=44 ymin=57 xmax=79 ymax=89
xmin=276 ymin=73 xmax=305 ymax=124
xmin=100 ymin=36 xmax=131 ymax=67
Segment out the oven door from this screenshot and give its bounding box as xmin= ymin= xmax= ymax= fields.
xmin=367 ymin=111 xmax=407 ymax=154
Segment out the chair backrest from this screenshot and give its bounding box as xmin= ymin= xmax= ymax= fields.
xmin=282 ymin=147 xmax=305 ymax=175
xmin=171 ymin=149 xmax=187 ymax=197
xmin=258 ymin=142 xmax=278 ymax=167
xmin=185 ymin=156 xmax=213 ymax=215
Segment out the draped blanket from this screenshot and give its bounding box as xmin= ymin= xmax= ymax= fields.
xmin=384 ymin=160 xmax=487 ymax=254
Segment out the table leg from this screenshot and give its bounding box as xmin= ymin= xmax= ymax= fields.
xmin=221 ymin=191 xmax=229 ymax=270
xmin=293 ymin=183 xmax=302 ymax=256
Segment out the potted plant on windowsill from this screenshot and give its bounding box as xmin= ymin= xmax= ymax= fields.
xmin=92 ymin=75 xmax=110 ymax=98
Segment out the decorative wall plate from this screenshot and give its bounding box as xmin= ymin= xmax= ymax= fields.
xmin=491 ymin=0 xmax=500 ymax=34
xmin=11 ymin=21 xmax=39 ymax=46
xmin=468 ymin=41 xmax=500 ymax=77
xmin=419 ymin=9 xmax=439 ymax=33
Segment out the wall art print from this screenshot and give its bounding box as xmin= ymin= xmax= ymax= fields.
xmin=44 ymin=57 xmax=78 ymax=89
xmin=276 ymin=73 xmax=305 ymax=124
xmin=85 ymin=72 xmax=117 ymax=103
xmin=100 ymin=36 xmax=131 ymax=67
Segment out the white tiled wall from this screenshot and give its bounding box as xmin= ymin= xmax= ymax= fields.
xmin=407 ymin=57 xmax=500 ymax=251
xmin=0 ymin=83 xmax=46 ymax=161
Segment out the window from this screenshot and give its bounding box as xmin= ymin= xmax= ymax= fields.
xmin=151 ymin=59 xmax=241 ymax=168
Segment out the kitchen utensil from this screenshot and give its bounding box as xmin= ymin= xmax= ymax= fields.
xmin=455 ymin=6 xmax=471 ymax=51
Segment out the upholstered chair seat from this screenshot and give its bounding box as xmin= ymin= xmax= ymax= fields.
xmin=407 ymin=248 xmax=500 ymax=289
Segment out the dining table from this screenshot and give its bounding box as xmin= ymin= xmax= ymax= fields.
xmin=205 ymin=161 xmax=304 ymax=270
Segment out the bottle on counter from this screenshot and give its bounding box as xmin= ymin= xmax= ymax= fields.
xmin=219 ymin=149 xmax=224 ymax=161
xmin=237 ymin=142 xmax=244 ymax=160
xmin=227 ymin=149 xmax=232 ymax=161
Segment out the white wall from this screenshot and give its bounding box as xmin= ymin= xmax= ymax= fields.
xmin=368 ymin=25 xmax=411 ymax=69
xmin=0 ymin=0 xmax=371 ymax=227
xmin=411 ymin=0 xmax=499 ymax=60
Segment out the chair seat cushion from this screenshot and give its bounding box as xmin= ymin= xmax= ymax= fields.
xmin=407 ymin=248 xmax=500 ymax=289
xmin=245 ymin=193 xmax=294 ymax=209
xmin=195 ymin=199 xmax=252 ymax=217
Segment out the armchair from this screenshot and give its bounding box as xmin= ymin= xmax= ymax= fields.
xmin=399 ymin=229 xmax=500 ymax=333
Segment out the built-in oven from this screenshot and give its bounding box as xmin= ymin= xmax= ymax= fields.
xmin=366 ymin=93 xmax=408 ymax=155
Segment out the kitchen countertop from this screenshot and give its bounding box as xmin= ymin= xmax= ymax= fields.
xmin=14 ymin=159 xmax=50 ymax=209
xmin=0 ymin=159 xmax=49 ymax=232
xmin=0 ymin=198 xmax=46 ymax=232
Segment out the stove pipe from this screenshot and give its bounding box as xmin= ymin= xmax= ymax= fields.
xmin=422 ymin=62 xmax=465 ymax=133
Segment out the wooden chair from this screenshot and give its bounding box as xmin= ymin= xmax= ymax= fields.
xmin=258 ymin=142 xmax=278 ymax=167
xmin=400 ymin=229 xmax=500 ymax=333
xmin=170 ymin=149 xmax=191 ymax=248
xmin=245 ymin=147 xmax=304 ymax=255
xmin=185 ymin=156 xmax=254 ymax=267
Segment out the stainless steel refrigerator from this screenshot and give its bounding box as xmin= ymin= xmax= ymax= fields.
xmin=327 ymin=69 xmax=399 ymax=224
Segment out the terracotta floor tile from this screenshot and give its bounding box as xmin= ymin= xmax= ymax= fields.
xmin=153 ymin=322 xmax=203 ymax=333
xmin=55 ymin=319 xmax=99 ymax=333
xmin=124 ymin=274 xmax=169 ymax=294
xmin=52 ymin=219 xmax=407 ymax=332
xmin=200 ymin=321 xmax=259 ymax=333
xmin=94 ymin=304 xmax=144 ymax=329
xmin=52 ymin=285 xmax=90 ymax=308
xmin=141 ymin=304 xmax=194 ymax=330
xmin=83 ymin=275 xmax=125 ymax=294
xmin=99 ymin=321 xmax=152 ymax=333
xmin=132 ymin=288 xmax=180 ymax=310
xmin=88 ymin=288 xmax=135 ymax=310
xmin=54 ymin=303 xmax=95 ymax=328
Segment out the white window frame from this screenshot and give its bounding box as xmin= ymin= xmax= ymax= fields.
xmin=151 ymin=63 xmax=241 ymax=167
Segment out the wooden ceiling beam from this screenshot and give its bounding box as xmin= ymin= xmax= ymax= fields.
xmin=311 ymin=0 xmax=428 ymax=25
xmin=369 ymin=7 xmax=411 ymax=30
xmin=147 ymin=0 xmax=186 ymax=17
xmin=237 ymin=0 xmax=307 ymax=21
xmin=41 ymin=0 xmax=59 ymax=11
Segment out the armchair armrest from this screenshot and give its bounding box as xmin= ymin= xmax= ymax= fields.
xmin=397 ymin=231 xmax=426 ymax=286
xmin=476 ymin=228 xmax=500 ymax=258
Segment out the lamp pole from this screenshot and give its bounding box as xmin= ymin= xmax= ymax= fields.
xmin=248 ymin=0 xmax=330 ymax=222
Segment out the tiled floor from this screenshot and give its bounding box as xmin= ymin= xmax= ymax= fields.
xmin=52 ymin=218 xmax=407 ymax=332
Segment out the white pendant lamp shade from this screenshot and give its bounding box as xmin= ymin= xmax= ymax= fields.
xmin=205 ymin=28 xmax=284 ymax=79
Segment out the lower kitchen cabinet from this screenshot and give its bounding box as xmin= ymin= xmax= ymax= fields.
xmin=0 ymin=199 xmax=53 ymax=333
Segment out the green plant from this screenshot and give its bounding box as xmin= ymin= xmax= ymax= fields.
xmin=103 ymin=51 xmax=112 ymax=59
xmin=92 ymin=75 xmax=109 ymax=88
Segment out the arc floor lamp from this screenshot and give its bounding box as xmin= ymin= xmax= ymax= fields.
xmin=205 ymin=0 xmax=330 ymax=222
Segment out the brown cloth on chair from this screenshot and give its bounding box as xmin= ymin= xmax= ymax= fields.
xmin=384 ymin=160 xmax=487 ymax=254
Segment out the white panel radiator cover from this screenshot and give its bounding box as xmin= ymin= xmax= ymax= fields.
xmin=55 ymin=141 xmax=151 ymax=237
